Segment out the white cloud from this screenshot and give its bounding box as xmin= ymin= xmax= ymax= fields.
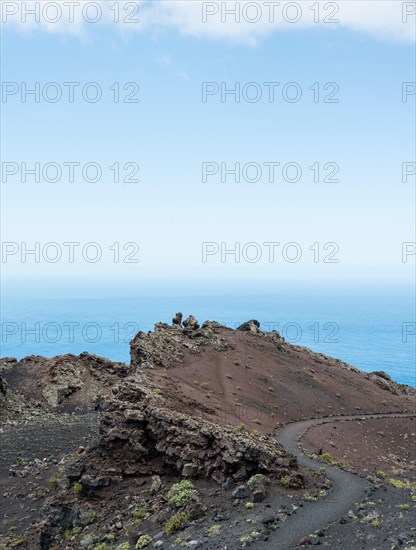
xmin=1 ymin=1 xmax=415 ymax=43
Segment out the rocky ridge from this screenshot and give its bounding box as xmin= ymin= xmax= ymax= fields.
xmin=0 ymin=352 xmax=129 ymax=412
xmin=1 ymin=313 xmax=415 ymax=549
xmin=73 ymin=377 xmax=300 ymax=490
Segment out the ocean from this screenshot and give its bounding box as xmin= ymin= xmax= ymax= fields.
xmin=1 ymin=285 xmax=415 ymax=387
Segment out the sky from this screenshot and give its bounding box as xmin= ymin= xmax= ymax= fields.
xmin=1 ymin=0 xmax=415 ymax=292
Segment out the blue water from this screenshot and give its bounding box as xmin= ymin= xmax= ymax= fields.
xmin=1 ymin=287 xmax=415 ymax=387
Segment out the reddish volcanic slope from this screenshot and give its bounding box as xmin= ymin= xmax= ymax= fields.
xmin=131 ymin=317 xmax=415 ymax=434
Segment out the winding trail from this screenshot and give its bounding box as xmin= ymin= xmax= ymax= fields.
xmin=256 ymin=413 xmax=415 ymax=549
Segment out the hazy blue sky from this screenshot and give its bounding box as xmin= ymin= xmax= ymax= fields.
xmin=1 ymin=1 xmax=415 ymax=290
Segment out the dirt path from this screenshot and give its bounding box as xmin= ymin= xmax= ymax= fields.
xmin=256 ymin=413 xmax=414 ymax=549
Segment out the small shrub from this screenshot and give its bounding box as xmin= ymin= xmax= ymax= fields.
xmin=225 ymin=373 xmax=233 ymax=379
xmin=318 ymin=467 xmax=326 ymax=476
xmin=94 ymin=544 xmax=111 ymax=550
xmin=165 ymin=512 xmax=190 ymax=536
xmin=236 ymin=423 xmax=245 ymax=431
xmin=250 ymin=429 xmax=260 ymax=437
xmin=8 ymin=538 xmax=26 ymax=548
xmin=49 ymin=476 xmax=58 ymax=491
xmin=134 ymin=505 xmax=148 ymax=520
xmin=252 ymin=418 xmax=261 ymax=425
xmin=80 ymin=534 xmax=94 ymax=548
xmin=247 ymin=474 xmax=266 ymax=488
xmin=377 ymin=470 xmax=387 ymax=479
xmin=208 ymin=525 xmax=221 ymax=537
xmin=399 ymin=504 xmax=409 ymax=510
xmin=135 ymin=535 xmax=152 ymax=549
xmin=153 ymin=387 xmax=162 ymax=395
xmin=199 ymin=381 xmax=209 ymax=389
xmin=244 ymin=502 xmax=254 ymax=509
xmin=84 ymin=512 xmax=97 ymax=525
xmin=390 ymin=478 xmax=406 ymax=489
xmin=240 ymin=531 xmax=260 ymax=543
xmin=361 ymin=510 xmax=380 ymax=527
xmin=233 ymin=360 xmax=241 ymax=366
xmin=280 ymin=476 xmax=290 ymax=487
xmin=115 ymin=543 xmax=130 ymax=550
xmin=319 ymin=453 xmax=334 ymax=464
xmin=336 ymin=392 xmax=341 ymax=398
xmin=168 ymin=480 xmax=197 ymax=508
xmin=73 ymin=482 xmax=83 ymax=496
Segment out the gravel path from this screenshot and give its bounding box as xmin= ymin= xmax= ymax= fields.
xmin=256 ymin=413 xmax=414 ymax=549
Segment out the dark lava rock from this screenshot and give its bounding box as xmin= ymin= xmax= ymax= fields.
xmin=130 ymin=318 xmax=229 ymax=369
xmin=43 ymin=504 xmax=80 ymax=529
xmin=397 ymin=532 xmax=412 ymax=545
xmin=87 ymin=378 xmax=297 ymax=485
xmin=371 ymin=371 xmax=392 ymax=381
xmin=232 ymin=485 xmax=247 ymax=499
xmin=172 ymin=312 xmax=183 ymax=326
xmin=182 ymin=463 xmax=198 ymax=478
xmin=80 ymin=474 xmax=111 ymax=488
xmin=261 ymin=511 xmax=277 ymax=525
xmin=0 ymin=374 xmax=7 ymax=396
xmin=253 ymin=487 xmax=267 ymax=502
xmin=237 ymin=320 xmax=261 ymax=333
xmin=65 ymin=465 xmax=85 ymax=481
xmin=183 ymin=315 xmax=200 ymax=330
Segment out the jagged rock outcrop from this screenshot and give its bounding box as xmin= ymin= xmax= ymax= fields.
xmin=182 ymin=314 xmax=200 ymax=331
xmin=0 ymin=368 xmax=43 ymax=423
xmin=130 ymin=319 xmax=230 ymax=369
xmin=0 ymin=374 xmax=6 ymax=397
xmin=237 ymin=319 xmax=261 ymax=333
xmin=1 ymin=352 xmax=129 ymax=411
xmin=75 ymin=314 xmax=413 ymax=489
xmin=369 ymin=371 xmax=415 ymax=396
xmin=4 ymin=313 xmax=414 ymax=507
xmin=73 ymin=379 xmax=301 ymax=487
xmin=43 ymin=353 xmax=129 ymax=409
xmin=0 ymin=374 xmax=7 ymax=420
xmin=172 ymin=311 xmax=183 ymax=326
xmin=0 ymin=357 xmax=17 ymax=371
xmin=61 ymin=316 xmax=303 ymax=488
